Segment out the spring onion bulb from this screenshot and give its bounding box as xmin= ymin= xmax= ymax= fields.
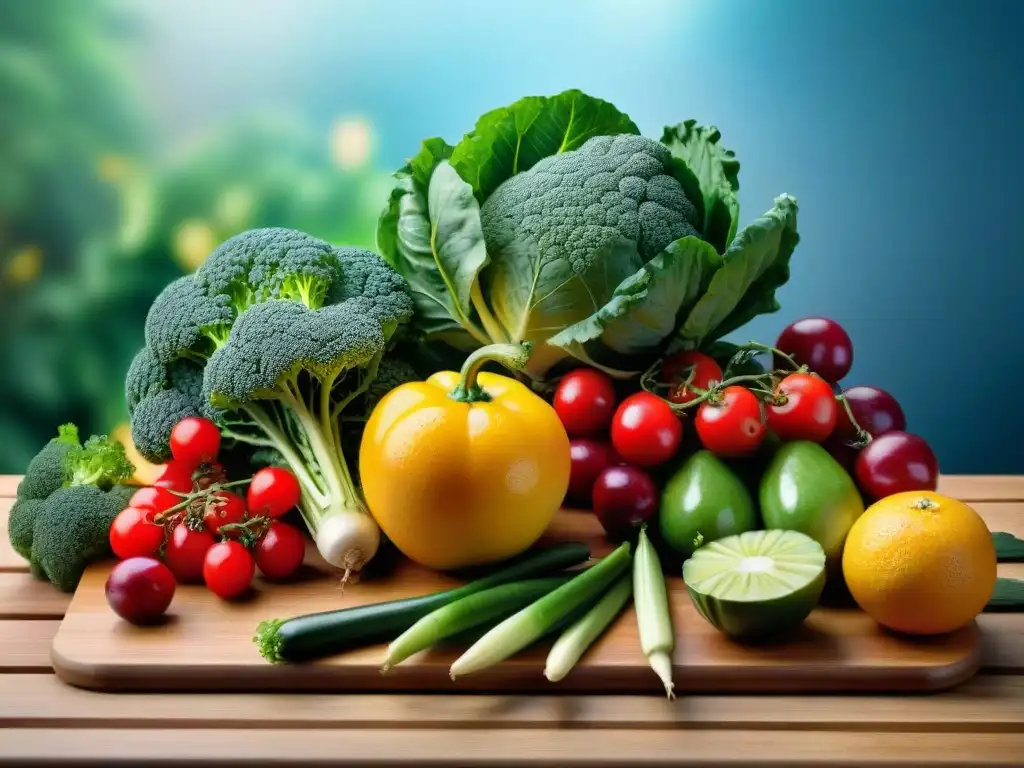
xmin=449 ymin=541 xmax=633 ymax=680
xmin=544 ymin=571 xmax=633 ymax=682
xmin=381 ymin=577 xmax=569 ymax=672
xmin=634 ymin=525 xmax=676 ymax=699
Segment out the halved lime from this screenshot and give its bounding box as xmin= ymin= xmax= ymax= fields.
xmin=682 ymin=529 xmax=826 ymax=641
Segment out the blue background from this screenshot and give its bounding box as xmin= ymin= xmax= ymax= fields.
xmin=4 ymin=0 xmax=1022 ymax=473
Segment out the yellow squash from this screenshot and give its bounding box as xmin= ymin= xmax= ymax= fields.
xmin=359 ymin=344 xmax=571 ymax=571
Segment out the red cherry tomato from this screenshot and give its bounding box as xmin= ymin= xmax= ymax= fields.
xmin=109 ymin=506 xmax=165 ymax=560
xmin=163 ymin=523 xmax=215 ymax=583
xmin=565 ymin=439 xmax=623 ymax=506
xmin=105 ymin=557 xmax=176 ymax=624
xmin=775 ymin=317 xmax=854 ymax=383
xmin=610 ymin=392 xmax=683 ymax=467
xmin=552 ymin=369 xmax=617 ymax=436
xmin=129 ymin=486 xmax=180 ymax=514
xmin=695 ymin=386 xmax=766 ymax=457
xmin=855 ymin=430 xmax=939 ymax=499
xmin=591 ymin=465 xmax=659 ymax=542
xmin=661 ymin=351 xmax=723 ymax=405
xmin=170 ymin=416 xmax=221 ymax=467
xmin=246 ymin=467 xmax=301 ymax=519
xmin=154 ymin=460 xmax=195 ymax=493
xmin=203 ymin=541 xmax=255 ymax=599
xmin=835 ymin=385 xmax=906 ymax=441
xmin=203 ymin=490 xmax=248 ymax=536
xmin=766 ymin=373 xmax=838 ymax=443
xmin=254 ymin=522 xmax=306 ymax=579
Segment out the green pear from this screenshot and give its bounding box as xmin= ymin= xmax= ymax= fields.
xmin=759 ymin=440 xmax=865 ymax=564
xmin=659 ymin=450 xmax=758 ymax=559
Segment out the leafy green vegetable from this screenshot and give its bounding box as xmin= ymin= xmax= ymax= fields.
xmin=448 ymin=89 xmax=640 ymax=201
xmin=660 ymin=121 xmax=741 ymax=254
xmin=377 ymin=89 xmax=799 ymax=382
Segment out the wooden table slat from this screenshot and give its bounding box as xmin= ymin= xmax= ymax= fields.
xmin=0 ymin=497 xmax=28 ymax=572
xmin=0 ymin=475 xmax=21 ymax=498
xmin=937 ymin=475 xmax=1024 ymax=501
xmin=2 ymin=673 xmax=1022 ymax=732
xmin=0 ymin=572 xmax=72 ymax=619
xmin=0 ymin=621 xmax=60 ymax=672
xmin=2 ymin=728 xmax=1023 ymax=766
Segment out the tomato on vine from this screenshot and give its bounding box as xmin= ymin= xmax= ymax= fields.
xmin=766 ymin=372 xmax=838 ymax=442
xmin=109 ymin=506 xmax=165 ymax=560
xmin=203 ymin=541 xmax=256 ymax=600
xmin=128 ymin=486 xmax=180 ymax=514
xmin=247 ymin=467 xmax=301 ymax=519
xmin=694 ymin=386 xmax=766 ymax=457
xmin=170 ymin=416 xmax=221 ymax=467
xmin=163 ymin=524 xmax=215 ymax=583
xmin=660 ymin=351 xmax=723 ymax=405
xmin=552 ymin=369 xmax=617 ymax=436
xmin=610 ymin=392 xmax=683 ymax=467
xmin=254 ymin=522 xmax=306 ymax=579
xmin=202 ymin=490 xmax=248 ymax=536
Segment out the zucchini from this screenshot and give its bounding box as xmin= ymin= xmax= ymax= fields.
xmin=254 ymin=542 xmax=591 ymax=663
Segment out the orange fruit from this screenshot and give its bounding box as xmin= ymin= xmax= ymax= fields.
xmin=842 ymin=490 xmax=996 ymax=635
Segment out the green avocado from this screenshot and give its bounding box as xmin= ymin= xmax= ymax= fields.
xmin=759 ymin=440 xmax=865 ymax=564
xmin=659 ymin=450 xmax=758 ymax=559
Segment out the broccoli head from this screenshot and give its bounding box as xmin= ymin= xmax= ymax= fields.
xmin=126 ymin=227 xmax=415 ymax=577
xmin=32 ymin=484 xmax=135 ymax=592
xmin=479 ymin=134 xmax=700 ymax=272
xmin=8 ymin=424 xmax=137 ymax=591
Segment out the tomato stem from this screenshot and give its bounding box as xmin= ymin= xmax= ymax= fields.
xmin=743 ymin=341 xmax=803 ymax=372
xmin=835 ymin=394 xmax=871 ymax=448
xmin=674 ymin=373 xmax=773 ymax=410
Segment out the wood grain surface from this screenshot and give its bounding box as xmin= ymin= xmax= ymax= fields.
xmin=2 ymin=475 xmax=1023 ymax=767
xmin=50 ymin=509 xmax=982 ymax=695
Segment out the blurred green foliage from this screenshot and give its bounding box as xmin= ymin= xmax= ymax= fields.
xmin=0 ymin=2 xmax=393 ymax=472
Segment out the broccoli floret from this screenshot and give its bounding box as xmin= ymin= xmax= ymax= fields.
xmin=8 ymin=425 xmax=137 ymax=591
xmin=144 ymin=275 xmax=234 ymax=364
xmin=7 ymin=498 xmax=43 ymax=563
xmin=125 ymin=348 xmax=219 ymax=462
xmin=15 ymin=423 xmax=80 ymax=501
xmin=127 ymin=227 xmax=414 ymax=579
xmin=31 ymin=484 xmax=135 ymax=592
xmin=479 ymin=134 xmax=701 ymax=270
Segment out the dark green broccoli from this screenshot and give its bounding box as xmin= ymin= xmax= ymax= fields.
xmin=125 ymin=348 xmax=219 ymax=463
xmin=127 ymin=227 xmax=414 ymax=580
xmin=8 ymin=424 xmax=136 ymax=592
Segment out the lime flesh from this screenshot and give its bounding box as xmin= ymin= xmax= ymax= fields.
xmin=683 ymin=529 xmax=826 ymax=641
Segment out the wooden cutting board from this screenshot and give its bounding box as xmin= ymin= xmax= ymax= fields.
xmin=50 ymin=510 xmax=982 ymax=695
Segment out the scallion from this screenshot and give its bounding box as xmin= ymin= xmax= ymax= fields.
xmin=544 ymin=571 xmax=633 ymax=682
xmin=635 ymin=525 xmax=676 ymax=699
xmin=449 ymin=541 xmax=633 ymax=680
xmin=381 ymin=576 xmax=569 ymax=671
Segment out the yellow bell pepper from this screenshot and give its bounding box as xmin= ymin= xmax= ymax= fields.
xmin=359 ymin=344 xmax=571 ymax=571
